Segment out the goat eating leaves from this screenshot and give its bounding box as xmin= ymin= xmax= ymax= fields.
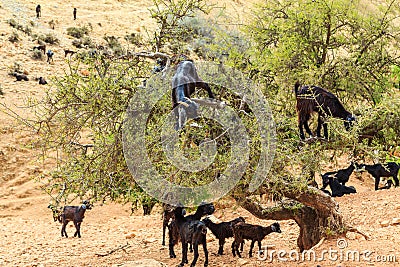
xmin=294 ymin=81 xmax=355 ymax=140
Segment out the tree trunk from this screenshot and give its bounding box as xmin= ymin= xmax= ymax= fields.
xmin=234 ymin=184 xmax=345 ymax=252
xmin=293 ymin=205 xmax=343 ymax=252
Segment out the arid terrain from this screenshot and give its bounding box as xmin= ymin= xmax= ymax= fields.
xmin=0 ymin=0 xmax=399 ymax=266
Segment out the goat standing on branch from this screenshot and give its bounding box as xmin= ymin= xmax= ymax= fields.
xmin=172 ymin=56 xmax=215 ymax=130
xmin=294 ymin=81 xmax=355 ymax=140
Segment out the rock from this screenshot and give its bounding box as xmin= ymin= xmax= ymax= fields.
xmin=142 ymin=237 xmax=157 ymax=244
xmin=237 ymin=258 xmax=249 ymax=266
xmin=380 ymin=220 xmax=390 ymax=227
xmin=113 ymin=259 xmax=168 ymax=267
xmin=394 ymin=204 xmax=400 ymax=210
xmin=392 ymin=218 xmax=400 ymax=225
xmin=125 ymin=233 xmax=136 ymax=239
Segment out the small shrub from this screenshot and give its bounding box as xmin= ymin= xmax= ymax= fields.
xmin=67 ymin=25 xmax=91 ymax=38
xmin=8 ymin=62 xmax=23 ymax=76
xmin=124 ymin=32 xmax=142 ymax=46
xmin=32 ymin=49 xmax=43 ymax=60
xmin=104 ymin=35 xmax=124 ymax=55
xmin=22 ymin=25 xmax=32 ymax=36
xmin=7 ymin=18 xmax=18 ymax=28
xmin=36 ymin=33 xmax=60 ymax=44
xmin=72 ymin=36 xmax=95 ymax=48
xmin=8 ymin=31 xmax=20 ymax=43
xmin=49 ymin=20 xmax=55 ymax=30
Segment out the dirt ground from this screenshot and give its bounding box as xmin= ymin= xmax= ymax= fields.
xmin=0 ymin=0 xmax=399 ymax=266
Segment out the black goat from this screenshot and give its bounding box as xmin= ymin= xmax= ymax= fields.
xmin=169 ymin=203 xmax=215 ymax=259
xmin=33 ymin=44 xmax=46 ymax=54
xmin=173 ymin=206 xmax=209 ymax=267
xmin=36 ymin=4 xmax=41 ymax=18
xmin=162 ymin=203 xmax=181 ymax=246
xmin=38 ymin=77 xmax=47 ymax=85
xmin=64 ymin=49 xmax=76 ymax=57
xmin=60 ymin=200 xmax=93 ymax=238
xmin=172 ymin=57 xmax=215 ymax=130
xmin=15 ymin=73 xmax=29 ymax=81
xmin=321 ymin=175 xmax=356 ymax=197
xmin=321 ymin=162 xmax=356 ymax=189
xmin=294 ymin=82 xmax=355 ymax=140
xmin=232 ymin=222 xmax=281 ymax=258
xmin=356 ymin=162 xmax=399 ymax=190
xmin=202 ymin=216 xmax=245 ymax=255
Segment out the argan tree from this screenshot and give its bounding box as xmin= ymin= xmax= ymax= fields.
xmin=34 ymin=0 xmax=400 ymax=251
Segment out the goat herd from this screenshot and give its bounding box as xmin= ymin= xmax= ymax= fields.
xmin=45 ymin=60 xmax=398 ymax=266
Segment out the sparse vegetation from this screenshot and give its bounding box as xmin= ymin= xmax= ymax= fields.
xmin=72 ymin=36 xmax=95 ymax=48
xmin=8 ymin=31 xmax=20 ymax=43
xmin=32 ymin=49 xmax=44 ymax=60
xmin=7 ymin=19 xmax=32 ymax=36
xmin=66 ymin=25 xmax=92 ymax=38
xmin=34 ymin=33 xmax=60 ymax=44
xmin=103 ymin=35 xmax=124 ymax=56
xmin=29 ymin=0 xmax=400 ymax=254
xmin=124 ymin=32 xmax=143 ymax=46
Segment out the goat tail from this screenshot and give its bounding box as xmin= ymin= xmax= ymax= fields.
xmin=294 ymin=81 xmax=302 ymax=96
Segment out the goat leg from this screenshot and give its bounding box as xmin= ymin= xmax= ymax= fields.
xmin=179 ymin=242 xmax=188 ymax=267
xmin=190 ymin=243 xmax=199 ymax=267
xmin=203 ymin=241 xmax=209 ymax=267
xmin=374 ymin=176 xmax=381 ymax=190
xmin=393 ymin=173 xmax=399 ymax=187
xmin=61 ymin=222 xmax=68 ymax=238
xmin=217 ymin=239 xmax=224 ymax=255
xmin=249 ymin=240 xmax=255 ymax=257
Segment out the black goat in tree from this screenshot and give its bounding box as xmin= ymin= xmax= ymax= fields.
xmin=356 ymin=162 xmax=399 ymax=190
xmin=172 ymin=55 xmax=215 ymax=130
xmin=294 ymin=81 xmax=355 ymax=140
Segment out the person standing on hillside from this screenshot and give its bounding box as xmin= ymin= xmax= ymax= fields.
xmin=36 ymin=5 xmax=41 ymax=18
xmin=73 ymin=8 xmax=77 ymax=20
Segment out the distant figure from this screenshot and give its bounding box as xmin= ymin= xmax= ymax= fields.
xmin=38 ymin=77 xmax=47 ymax=85
xmin=46 ymin=49 xmax=54 ymax=63
xmin=36 ymin=5 xmax=41 ymax=18
xmin=64 ymin=49 xmax=76 ymax=57
xmin=73 ymin=8 xmax=77 ymax=20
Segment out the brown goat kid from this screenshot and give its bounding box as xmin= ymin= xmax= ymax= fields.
xmin=294 ymin=82 xmax=355 ymax=140
xmin=232 ymin=222 xmax=281 ymax=258
xmin=60 ymin=200 xmax=92 ymax=238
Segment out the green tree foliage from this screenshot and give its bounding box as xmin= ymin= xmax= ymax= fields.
xmin=149 ymin=0 xmax=211 ymax=51
xmin=242 ymin=0 xmax=400 ymax=104
xmin=35 ymin=56 xmax=153 ymax=207
xmin=33 ymin=0 xmax=400 ymax=249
